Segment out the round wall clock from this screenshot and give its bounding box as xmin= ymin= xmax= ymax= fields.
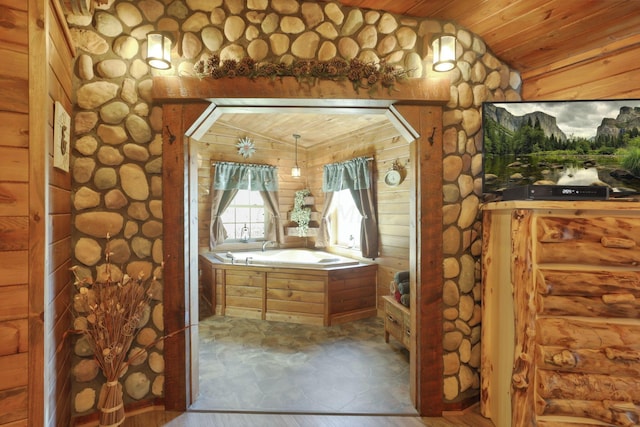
xmin=384 ymin=169 xmax=402 ymax=186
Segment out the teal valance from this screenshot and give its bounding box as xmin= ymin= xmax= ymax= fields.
xmin=322 ymin=156 xmax=371 ymax=192
xmin=213 ymin=161 xmax=278 ymax=191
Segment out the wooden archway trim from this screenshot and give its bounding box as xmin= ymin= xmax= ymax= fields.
xmin=157 ymin=76 xmax=447 ymax=417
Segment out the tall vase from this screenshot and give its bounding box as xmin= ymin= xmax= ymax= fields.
xmin=97 ymin=381 xmax=125 ymax=427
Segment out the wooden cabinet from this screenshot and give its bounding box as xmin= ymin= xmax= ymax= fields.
xmin=383 ymin=296 xmax=411 ymax=351
xmin=199 ymin=255 xmax=377 ymax=326
xmin=481 ymin=201 xmax=640 ymax=427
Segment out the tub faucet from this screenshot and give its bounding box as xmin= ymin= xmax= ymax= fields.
xmin=262 ymin=240 xmax=275 ymax=251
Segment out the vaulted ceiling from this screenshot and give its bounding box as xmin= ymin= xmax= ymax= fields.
xmin=201 ymin=0 xmax=640 ymax=147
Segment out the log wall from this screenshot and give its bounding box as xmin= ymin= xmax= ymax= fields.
xmin=0 ymin=0 xmax=74 ymax=425
xmin=481 ymin=201 xmax=640 ymax=427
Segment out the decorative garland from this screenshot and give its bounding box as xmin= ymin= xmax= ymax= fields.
xmin=194 ymin=55 xmax=410 ymax=93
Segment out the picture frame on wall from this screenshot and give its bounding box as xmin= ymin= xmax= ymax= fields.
xmin=54 ymin=101 xmax=71 ymax=172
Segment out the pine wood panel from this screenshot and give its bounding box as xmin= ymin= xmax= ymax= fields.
xmin=0 ymin=285 xmax=28 ymax=322
xmin=0 ymin=6 xmax=31 ymax=424
xmin=523 ymin=46 xmax=640 ymax=100
xmin=0 ymin=112 xmax=28 ymax=148
xmin=0 ymin=217 xmax=28 ymax=251
xmin=0 ymin=147 xmax=28 ymax=182
xmin=266 ymin=288 xmax=325 ymax=304
xmin=267 ymin=275 xmax=326 ymax=292
xmin=0 ymin=386 xmax=28 ymax=425
xmin=0 ymin=46 xmax=28 ymax=114
xmin=0 ymin=353 xmax=28 ymax=390
xmin=0 ymin=5 xmax=28 ymax=48
xmin=0 ymin=319 xmax=27 ymax=356
xmin=0 ymin=251 xmax=28 ymax=286
xmin=0 ymin=183 xmax=28 ymax=216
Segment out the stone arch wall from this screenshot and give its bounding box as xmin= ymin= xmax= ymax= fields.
xmin=67 ymin=0 xmax=521 ymax=415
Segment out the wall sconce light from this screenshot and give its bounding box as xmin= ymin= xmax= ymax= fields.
xmin=146 ymin=31 xmax=173 ymax=70
xmin=291 ymin=134 xmax=301 ymax=178
xmin=432 ymin=35 xmax=456 ymax=72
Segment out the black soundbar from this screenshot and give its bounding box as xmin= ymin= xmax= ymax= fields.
xmin=501 ymin=185 xmax=609 ymax=201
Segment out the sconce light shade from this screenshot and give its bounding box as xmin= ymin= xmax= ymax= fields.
xmin=432 ymin=35 xmax=456 ymax=72
xmin=146 ymin=32 xmax=173 ymax=70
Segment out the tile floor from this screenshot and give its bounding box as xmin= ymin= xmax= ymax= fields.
xmin=191 ymin=315 xmax=417 ymax=415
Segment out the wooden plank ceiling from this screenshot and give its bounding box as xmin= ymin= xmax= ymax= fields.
xmin=201 ymin=0 xmax=640 ymax=147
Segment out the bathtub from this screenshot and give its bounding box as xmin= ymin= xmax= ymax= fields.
xmin=199 ymin=248 xmax=377 ymax=326
xmin=210 ymin=248 xmax=359 ymax=269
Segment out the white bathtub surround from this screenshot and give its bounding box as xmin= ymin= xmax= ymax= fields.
xmin=212 ymin=248 xmax=360 ymax=268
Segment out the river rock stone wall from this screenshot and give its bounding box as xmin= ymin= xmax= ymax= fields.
xmin=67 ymin=0 xmax=521 ymax=415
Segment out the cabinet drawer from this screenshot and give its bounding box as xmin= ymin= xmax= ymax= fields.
xmin=383 ymin=296 xmax=409 ymax=347
xmin=385 ymin=309 xmax=403 ymax=341
xmin=536 ymin=216 xmax=640 ymax=266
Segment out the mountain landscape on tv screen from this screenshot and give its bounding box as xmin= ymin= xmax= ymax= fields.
xmin=483 ymin=101 xmax=640 ymax=196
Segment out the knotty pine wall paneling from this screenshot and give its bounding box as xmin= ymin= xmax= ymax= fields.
xmin=0 ymin=0 xmax=75 ymax=425
xmin=522 ymin=45 xmax=640 ymax=100
xmin=0 ymin=0 xmax=31 ymax=425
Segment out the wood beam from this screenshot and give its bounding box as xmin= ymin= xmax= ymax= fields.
xmin=152 ymin=76 xmax=450 ymax=104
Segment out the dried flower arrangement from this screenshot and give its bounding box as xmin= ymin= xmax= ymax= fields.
xmin=72 ymin=237 xmax=154 ymax=427
xmin=194 ymin=55 xmax=410 ymax=94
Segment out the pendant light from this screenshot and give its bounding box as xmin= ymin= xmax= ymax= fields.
xmin=291 ymin=134 xmax=301 ymax=178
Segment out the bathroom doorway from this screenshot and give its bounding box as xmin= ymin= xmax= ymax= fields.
xmin=190 ymin=107 xmax=416 ymax=415
xmin=156 ymin=75 xmax=447 ymax=417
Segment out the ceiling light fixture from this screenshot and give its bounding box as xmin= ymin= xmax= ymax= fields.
xmin=146 ymin=31 xmax=173 ymax=70
xmin=432 ymin=35 xmax=456 ymax=72
xmin=292 ymin=134 xmax=301 ymax=178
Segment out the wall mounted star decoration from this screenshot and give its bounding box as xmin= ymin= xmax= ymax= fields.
xmin=236 ymin=137 xmax=256 ymax=158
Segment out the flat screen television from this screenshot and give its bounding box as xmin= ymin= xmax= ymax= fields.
xmin=482 ymin=99 xmax=640 ymax=198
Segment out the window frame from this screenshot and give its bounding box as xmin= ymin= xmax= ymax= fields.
xmin=220 ymin=188 xmax=269 ymax=243
xmin=330 ymin=189 xmax=362 ymax=249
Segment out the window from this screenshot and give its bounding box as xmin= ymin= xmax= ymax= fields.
xmin=220 ymin=189 xmax=267 ymax=241
xmin=332 ymin=189 xmax=362 ymax=248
